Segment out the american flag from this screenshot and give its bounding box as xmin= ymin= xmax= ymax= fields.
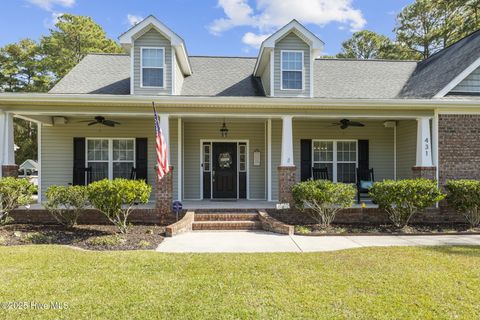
xmin=153 ymin=102 xmax=169 ymax=180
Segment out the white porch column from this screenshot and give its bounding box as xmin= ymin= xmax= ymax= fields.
xmin=280 ymin=115 xmax=294 ymax=167
xmin=267 ymin=119 xmax=272 ymax=201
xmin=177 ymin=117 xmax=182 ymax=201
xmin=416 ymin=117 xmax=433 ymax=167
xmin=159 ymin=114 xmax=170 ymax=163
xmin=0 ymin=112 xmax=17 ymax=177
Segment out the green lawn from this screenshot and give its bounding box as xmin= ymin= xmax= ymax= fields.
xmin=1 ymin=246 xmax=479 ymax=319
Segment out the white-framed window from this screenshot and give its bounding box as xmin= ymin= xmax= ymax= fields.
xmin=87 ymin=138 xmax=135 ymax=182
xmin=281 ymin=50 xmax=304 ymax=90
xmin=239 ymin=143 xmax=247 ymax=172
xmin=203 ymin=142 xmax=211 ymax=172
xmin=312 ymin=140 xmax=357 ymax=183
xmin=141 ymin=47 xmax=165 ymax=88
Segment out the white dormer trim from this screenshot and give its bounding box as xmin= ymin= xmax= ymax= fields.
xmin=434 ymin=56 xmax=480 ymax=98
xmin=253 ymin=20 xmax=324 ymax=76
xmin=119 ymin=15 xmax=192 ymax=76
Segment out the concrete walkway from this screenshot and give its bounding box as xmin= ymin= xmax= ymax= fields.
xmin=156 ymin=231 xmax=480 ymax=253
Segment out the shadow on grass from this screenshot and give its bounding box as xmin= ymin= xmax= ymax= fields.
xmin=422 ymin=245 xmax=480 ymax=258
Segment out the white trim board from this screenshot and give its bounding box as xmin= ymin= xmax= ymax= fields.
xmin=199 ymin=139 xmax=250 ymax=200
xmin=434 ymin=57 xmax=480 ymax=98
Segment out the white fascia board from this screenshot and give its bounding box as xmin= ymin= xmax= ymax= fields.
xmin=434 ymin=56 xmax=480 ymax=98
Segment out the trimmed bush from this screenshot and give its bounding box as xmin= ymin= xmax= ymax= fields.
xmin=87 ymin=179 xmax=151 ymax=234
xmin=369 ymin=179 xmax=444 ymax=228
xmin=446 ymin=180 xmax=480 ymax=228
xmin=45 ymin=185 xmax=88 ymax=228
xmin=0 ymin=177 xmax=36 ymax=225
xmin=292 ymin=180 xmax=356 ymax=228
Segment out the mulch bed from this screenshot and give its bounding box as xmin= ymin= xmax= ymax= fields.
xmin=295 ymin=224 xmax=480 ymax=236
xmin=0 ymin=224 xmax=165 ymax=251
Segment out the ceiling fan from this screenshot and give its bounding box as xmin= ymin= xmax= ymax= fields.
xmin=332 ymin=119 xmax=365 ymax=130
xmin=79 ymin=116 xmax=120 ymax=127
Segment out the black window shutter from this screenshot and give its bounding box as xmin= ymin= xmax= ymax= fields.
xmin=300 ymin=139 xmax=312 ymax=181
xmin=73 ymin=137 xmax=86 ymax=185
xmin=358 ymin=140 xmax=369 ymax=170
xmin=135 ymin=138 xmax=148 ymax=182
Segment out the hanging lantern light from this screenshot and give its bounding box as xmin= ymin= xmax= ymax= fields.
xmin=220 ymin=118 xmax=229 ymax=137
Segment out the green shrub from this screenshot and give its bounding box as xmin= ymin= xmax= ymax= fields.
xmin=0 ymin=177 xmax=36 ymax=225
xmin=22 ymin=232 xmax=55 ymax=244
xmin=87 ymin=235 xmax=125 ymax=247
xmin=294 ymin=225 xmax=311 ymax=235
xmin=137 ymin=240 xmax=151 ymax=248
xmin=292 ymin=180 xmax=356 ymax=228
xmin=87 ymin=179 xmax=151 ymax=234
xmin=446 ymin=180 xmax=480 ymax=228
xmin=45 ymin=185 xmax=88 ymax=228
xmin=369 ymin=179 xmax=445 ymax=228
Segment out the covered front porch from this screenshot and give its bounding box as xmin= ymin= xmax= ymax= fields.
xmin=1 ymin=106 xmax=438 ymax=210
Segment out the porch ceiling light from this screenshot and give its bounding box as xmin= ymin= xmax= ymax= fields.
xmin=220 ymin=119 xmax=229 ymax=138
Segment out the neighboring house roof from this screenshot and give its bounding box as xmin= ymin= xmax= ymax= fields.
xmin=399 ymin=29 xmax=480 ymax=98
xmin=49 ymin=54 xmax=131 ymax=95
xmin=19 ymin=159 xmax=39 ymax=171
xmin=314 ymin=59 xmax=417 ymax=99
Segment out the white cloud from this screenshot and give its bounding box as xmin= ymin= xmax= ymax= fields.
xmin=127 ymin=14 xmax=144 ymax=26
xmin=209 ymin=0 xmax=366 ymax=48
xmin=43 ymin=11 xmax=63 ymax=28
xmin=27 ymin=0 xmax=75 ymax=11
xmin=241 ymin=32 xmax=270 ymax=48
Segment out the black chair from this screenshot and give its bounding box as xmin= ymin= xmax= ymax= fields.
xmin=312 ymin=167 xmax=329 ymax=180
xmin=130 ymin=167 xmax=137 ymax=180
xmin=356 ymin=168 xmax=374 ymax=203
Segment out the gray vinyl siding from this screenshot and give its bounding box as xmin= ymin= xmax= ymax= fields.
xmin=271 ymin=119 xmax=282 ymax=200
xmin=260 ymin=59 xmax=271 ymax=96
xmin=274 ymin=32 xmax=311 ymax=97
xmin=396 ymin=120 xmax=417 ymax=179
xmin=451 ymin=66 xmax=480 ymax=94
xmin=133 ymin=28 xmax=172 ymax=95
xmin=183 ymin=121 xmax=266 ymax=200
xmin=174 ymin=54 xmax=184 ymax=95
xmin=40 ymin=117 xmax=178 ymax=201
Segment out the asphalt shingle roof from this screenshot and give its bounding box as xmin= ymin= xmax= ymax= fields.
xmin=50 ymin=30 xmax=480 ymax=99
xmin=399 ymin=30 xmax=480 ymax=98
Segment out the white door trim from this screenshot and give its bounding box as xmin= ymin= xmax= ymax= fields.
xmin=200 ymin=139 xmax=249 ymax=200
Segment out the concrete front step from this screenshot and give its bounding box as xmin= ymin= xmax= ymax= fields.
xmin=194 ymin=213 xmax=259 ymax=222
xmin=192 ymin=220 xmax=262 ymax=231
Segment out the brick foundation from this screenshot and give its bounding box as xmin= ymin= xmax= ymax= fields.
xmin=9 ymin=208 xmax=166 ymax=225
xmin=2 ymin=165 xmax=19 ymax=177
xmin=439 ymin=114 xmax=480 ymax=185
xmin=277 ymin=166 xmax=296 ymax=206
xmin=412 ymin=166 xmax=437 ymax=180
xmin=156 ymin=166 xmax=174 ymax=217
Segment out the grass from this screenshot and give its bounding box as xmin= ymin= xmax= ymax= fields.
xmin=0 ymin=246 xmax=480 ymax=319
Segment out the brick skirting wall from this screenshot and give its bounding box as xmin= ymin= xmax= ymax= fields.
xmin=267 ymin=207 xmax=466 ymax=225
xmin=156 ymin=166 xmax=173 ymax=216
xmin=439 ymin=114 xmax=480 ymax=185
xmin=9 ymin=208 xmax=174 ymax=225
xmin=412 ymin=166 xmax=437 ymax=180
xmin=278 ymin=166 xmax=296 ymax=206
xmin=2 ymin=165 xmax=19 ymax=177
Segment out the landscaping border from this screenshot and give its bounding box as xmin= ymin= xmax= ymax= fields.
xmin=165 ymin=211 xmax=194 ymax=237
xmin=258 ymin=210 xmax=294 ymax=235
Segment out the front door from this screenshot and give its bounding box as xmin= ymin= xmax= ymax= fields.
xmin=212 ymin=142 xmax=237 ymax=199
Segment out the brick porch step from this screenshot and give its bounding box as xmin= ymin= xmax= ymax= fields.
xmin=194 ymin=213 xmax=259 ymax=222
xmin=193 ymin=211 xmax=261 ymax=230
xmin=192 ymin=220 xmax=262 ymax=231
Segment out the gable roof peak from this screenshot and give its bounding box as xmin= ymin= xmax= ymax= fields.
xmin=118 ymin=15 xmax=192 ymax=76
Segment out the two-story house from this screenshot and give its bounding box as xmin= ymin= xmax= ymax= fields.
xmin=1 ymin=16 xmax=480 ymax=217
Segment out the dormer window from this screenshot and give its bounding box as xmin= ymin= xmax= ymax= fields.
xmin=141 ymin=47 xmax=165 ymax=88
xmin=281 ymin=50 xmax=304 ymax=90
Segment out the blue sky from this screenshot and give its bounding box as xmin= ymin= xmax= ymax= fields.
xmin=1 ymin=0 xmax=413 ymax=57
